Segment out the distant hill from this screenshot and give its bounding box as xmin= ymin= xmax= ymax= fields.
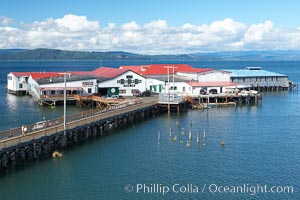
xmin=0 ymin=48 xmax=152 ymax=60
xmin=0 ymin=48 xmax=300 ymax=61
xmin=0 ymin=49 xmax=29 ymax=55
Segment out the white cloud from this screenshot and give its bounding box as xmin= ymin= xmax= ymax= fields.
xmin=0 ymin=16 xmax=14 ymax=26
xmin=1 ymin=15 xmax=300 ymax=54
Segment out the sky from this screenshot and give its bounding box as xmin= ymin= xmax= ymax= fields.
xmin=0 ymin=0 xmax=300 ymax=54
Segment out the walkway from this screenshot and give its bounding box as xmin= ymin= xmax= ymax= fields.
xmin=0 ymin=99 xmax=157 ymax=150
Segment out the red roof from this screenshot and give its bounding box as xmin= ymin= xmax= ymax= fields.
xmin=71 ymin=71 xmax=91 ymax=75
xmin=11 ymin=72 xmax=32 ymax=77
xmin=120 ymin=65 xmax=150 ymax=74
xmin=120 ymin=64 xmax=212 ymax=75
xmin=186 ymin=81 xmax=237 ymax=87
xmin=92 ymin=67 xmax=129 ymax=78
xmin=30 ymin=72 xmax=62 ymax=80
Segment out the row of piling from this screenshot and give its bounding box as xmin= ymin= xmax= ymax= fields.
xmin=0 ymin=104 xmax=160 ymax=172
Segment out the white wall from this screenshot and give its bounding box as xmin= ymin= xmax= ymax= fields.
xmin=176 ymin=72 xmax=198 ymax=81
xmin=7 ymin=73 xmax=29 ymax=92
xmin=146 ymin=78 xmax=165 ymax=93
xmin=28 ymin=76 xmax=97 ymax=97
xmin=41 ymin=79 xmax=97 ymax=95
xmin=98 ymin=71 xmax=146 ymax=96
xmin=177 ymin=70 xmax=231 ymax=82
xmin=198 ymin=71 xmax=231 ymax=82
xmin=231 ymin=76 xmax=289 ymax=87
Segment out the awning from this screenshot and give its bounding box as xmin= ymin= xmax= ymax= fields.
xmin=39 ymin=87 xmax=83 ymax=91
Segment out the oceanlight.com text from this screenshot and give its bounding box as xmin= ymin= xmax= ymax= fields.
xmin=207 ymin=183 xmax=293 ymax=195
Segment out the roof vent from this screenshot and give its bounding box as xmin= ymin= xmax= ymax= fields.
xmin=246 ymin=67 xmax=261 ymax=70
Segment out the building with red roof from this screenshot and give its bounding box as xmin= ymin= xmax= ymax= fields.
xmin=96 ymin=67 xmax=146 ymax=96
xmin=92 ymin=67 xmax=129 ymax=78
xmin=7 ymin=66 xmax=147 ymax=98
xmin=7 ymin=64 xmax=254 ymax=100
xmin=120 ymin=64 xmax=236 ymax=95
xmin=120 ymin=64 xmax=213 ymax=76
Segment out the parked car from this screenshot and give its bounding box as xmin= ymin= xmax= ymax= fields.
xmin=106 ymin=95 xmax=124 ymax=99
xmin=141 ymin=90 xmax=151 ymax=97
xmin=132 ymin=90 xmax=141 ymax=96
xmin=32 ymin=121 xmax=47 ymax=130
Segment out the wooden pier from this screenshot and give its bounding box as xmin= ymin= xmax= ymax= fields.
xmin=0 ymin=100 xmax=160 ymax=171
xmin=185 ymin=93 xmax=262 ymax=109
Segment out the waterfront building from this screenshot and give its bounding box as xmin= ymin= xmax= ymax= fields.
xmin=7 ymin=65 xmax=292 ymax=102
xmin=224 ymin=67 xmax=291 ymax=91
xmin=7 ymin=67 xmax=147 ymax=101
xmin=28 ymin=73 xmax=102 ymax=101
xmin=7 ymin=72 xmax=31 ymax=95
xmin=94 ymin=67 xmax=146 ymax=96
xmin=120 ymin=64 xmax=239 ymax=95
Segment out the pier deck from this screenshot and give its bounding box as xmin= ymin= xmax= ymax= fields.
xmin=0 ymin=100 xmax=157 ymax=151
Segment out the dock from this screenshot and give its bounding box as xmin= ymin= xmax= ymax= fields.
xmin=185 ymin=93 xmax=262 ymax=109
xmin=0 ymin=99 xmax=160 ymax=170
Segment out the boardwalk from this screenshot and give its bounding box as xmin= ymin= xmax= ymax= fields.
xmin=0 ymin=100 xmax=157 ymax=150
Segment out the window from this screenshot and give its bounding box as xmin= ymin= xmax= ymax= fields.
xmin=7 ymin=76 xmax=12 ymax=80
xmin=128 ymin=79 xmax=132 ymax=84
xmin=119 ymin=89 xmax=126 ymax=94
xmin=183 ymin=87 xmax=186 ymax=92
xmin=19 ymin=84 xmax=23 ymax=88
xmin=59 ymin=90 xmax=64 ymax=94
xmin=121 ymin=79 xmax=125 ymax=84
xmin=134 ymin=79 xmax=139 ymax=84
xmin=51 ymin=91 xmax=55 ymax=95
xmin=126 ymin=75 xmax=133 ymax=79
xmin=88 ymin=88 xmax=92 ymax=94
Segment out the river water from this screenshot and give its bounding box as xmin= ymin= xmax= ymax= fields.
xmin=0 ymin=61 xmax=299 ymax=200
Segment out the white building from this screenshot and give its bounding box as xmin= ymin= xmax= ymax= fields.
xmin=28 ymin=73 xmax=102 ymax=100
xmin=94 ymin=67 xmax=146 ymax=96
xmin=225 ymin=67 xmax=290 ymax=89
xmin=7 ymin=72 xmax=31 ymax=95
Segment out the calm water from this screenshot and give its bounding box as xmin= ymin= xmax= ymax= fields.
xmin=0 ymin=61 xmax=299 ymax=200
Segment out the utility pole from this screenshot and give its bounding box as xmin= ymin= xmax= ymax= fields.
xmin=59 ymin=72 xmax=71 ymax=132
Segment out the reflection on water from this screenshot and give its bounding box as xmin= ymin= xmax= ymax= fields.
xmin=0 ymin=89 xmax=90 ymax=131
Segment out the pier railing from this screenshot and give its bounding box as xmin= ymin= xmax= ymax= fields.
xmin=0 ymin=100 xmax=157 ymax=150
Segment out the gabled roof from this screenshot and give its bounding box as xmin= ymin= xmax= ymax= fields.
xmin=120 ymin=64 xmax=213 ymax=75
xmin=10 ymin=72 xmax=32 ymax=77
xmin=30 ymin=72 xmax=62 ymax=80
xmin=120 ymin=65 xmax=151 ymax=74
xmin=186 ymin=81 xmax=237 ymax=87
xmin=92 ymin=67 xmax=129 ymax=78
xmin=71 ymin=71 xmax=91 ymax=75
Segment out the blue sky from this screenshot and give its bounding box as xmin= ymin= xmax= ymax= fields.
xmin=0 ymin=0 xmax=300 ymax=54
xmin=1 ymin=0 xmax=299 ymax=27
